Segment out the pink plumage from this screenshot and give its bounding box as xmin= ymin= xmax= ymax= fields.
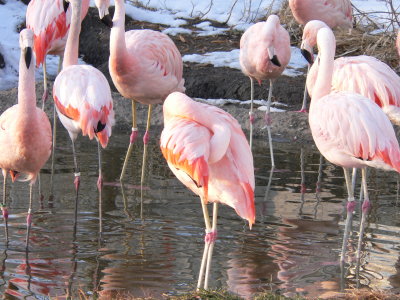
xmin=108 ymin=2 xmax=185 ymax=104
xmin=289 ymin=0 xmax=352 ymax=29
xmin=0 ymin=29 xmax=51 ymax=184
xmin=160 ymin=92 xmax=255 ymax=227
xmin=309 ymin=26 xmax=400 ymax=262
xmin=0 ymin=29 xmax=52 ymax=243
xmin=240 ymin=14 xmax=290 ymax=84
xmin=26 ymin=0 xmax=90 ymax=67
xmin=302 ymin=20 xmax=400 ymax=125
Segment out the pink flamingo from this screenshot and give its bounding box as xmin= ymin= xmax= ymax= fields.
xmin=307 ymin=26 xmax=400 ymax=262
xmin=95 ymin=0 xmax=185 ymax=214
xmin=52 ymin=0 xmax=115 ymax=232
xmin=289 ymin=0 xmax=353 ymax=29
xmin=302 ymin=20 xmax=400 ymax=125
xmin=26 ymin=0 xmax=90 ymax=102
xmin=0 ymin=29 xmax=52 ymax=244
xmin=239 ymin=14 xmax=290 ymax=163
xmin=26 ymin=0 xmax=90 ymax=197
xmin=289 ymin=0 xmax=353 ymax=112
xmin=160 ymin=92 xmax=255 ymax=290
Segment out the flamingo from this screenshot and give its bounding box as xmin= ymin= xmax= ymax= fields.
xmin=289 ymin=0 xmax=352 ymax=29
xmin=289 ymin=0 xmax=353 ymax=112
xmin=160 ymin=92 xmax=255 ymax=290
xmin=0 ymin=29 xmax=52 ymax=245
xmin=52 ymin=0 xmax=115 ymax=233
xmin=95 ymin=0 xmax=185 ymax=215
xmin=307 ymin=26 xmax=400 ymax=262
xmin=239 ymin=14 xmax=290 ymax=164
xmin=26 ymin=0 xmax=90 ymax=198
xmin=302 ymin=20 xmax=400 ymax=124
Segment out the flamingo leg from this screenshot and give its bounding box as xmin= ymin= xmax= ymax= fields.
xmin=340 ymin=167 xmax=356 ymax=262
xmin=249 ymin=77 xmax=254 ymax=149
xmin=140 ymin=104 xmax=153 ymax=219
xmin=298 ymin=64 xmax=310 ymax=112
xmin=356 ymin=168 xmax=370 ymax=261
xmin=41 ymin=59 xmax=49 ymax=109
xmin=97 ymin=141 xmax=103 ymax=233
xmin=265 ymin=79 xmax=275 ymax=168
xmin=49 ymin=103 xmax=57 ymax=201
xmin=25 ymin=184 xmax=33 ymax=250
xmin=197 ymin=199 xmax=218 ymax=290
xmin=37 ymin=173 xmax=44 ymax=210
xmin=120 ymin=101 xmax=138 ymax=182
xmin=71 ymin=139 xmax=80 ymax=193
xmin=197 ymin=197 xmax=212 ymax=290
xmin=204 ymin=202 xmax=218 ymax=290
xmin=1 ymin=172 xmax=8 ymax=244
xmin=49 ymin=56 xmax=63 ymax=202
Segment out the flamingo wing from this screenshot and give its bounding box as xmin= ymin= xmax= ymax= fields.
xmin=53 ymin=65 xmax=115 ymax=147
xmin=124 ymin=30 xmax=185 ymax=100
xmin=26 ymin=0 xmax=90 ymax=66
xmin=161 ymin=92 xmax=255 ymax=227
xmin=310 ymin=91 xmax=400 ymax=172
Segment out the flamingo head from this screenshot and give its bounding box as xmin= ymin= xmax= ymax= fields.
xmin=301 ymin=20 xmax=330 ymax=64
xmin=19 ymin=29 xmax=34 ymax=69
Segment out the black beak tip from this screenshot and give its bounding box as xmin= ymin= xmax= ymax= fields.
xmin=63 ymin=0 xmax=70 ymax=13
xmin=101 ymin=14 xmax=113 ymax=28
xmin=270 ymin=55 xmax=281 ymax=67
xmin=301 ymin=49 xmax=314 ymax=64
xmin=25 ymin=47 xmax=32 ymax=69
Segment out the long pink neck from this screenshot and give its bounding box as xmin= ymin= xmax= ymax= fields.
xmin=63 ymin=1 xmax=82 ymax=68
xmin=18 ymin=49 xmax=36 ymax=112
xmin=110 ymin=0 xmax=129 ymax=63
xmin=311 ymin=28 xmax=336 ymax=101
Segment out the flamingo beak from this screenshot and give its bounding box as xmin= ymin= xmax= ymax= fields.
xmin=301 ymin=40 xmax=314 ymax=64
xmin=9 ymin=170 xmax=19 ymax=183
xmin=301 ymin=49 xmax=314 ymax=65
xmin=267 ymin=47 xmax=281 ymax=67
xmin=23 ymin=46 xmax=32 ymax=69
xmin=63 ymin=0 xmax=70 ymax=13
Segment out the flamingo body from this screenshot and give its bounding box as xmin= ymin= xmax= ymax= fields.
xmin=310 ymin=91 xmax=400 ymax=172
xmin=303 ymin=20 xmax=400 ymax=125
xmin=160 ymin=92 xmax=255 ymax=226
xmin=289 ymin=0 xmax=352 ymax=29
xmin=53 ymin=65 xmax=114 ymax=148
xmin=109 ymin=29 xmax=185 ymax=105
xmin=26 ymin=0 xmax=90 ymax=67
xmin=240 ymin=15 xmax=290 ymax=83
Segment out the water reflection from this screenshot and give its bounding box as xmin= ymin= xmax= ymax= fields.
xmin=0 ymin=130 xmax=399 ymax=298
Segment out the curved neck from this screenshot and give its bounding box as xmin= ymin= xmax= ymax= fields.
xmin=311 ymin=28 xmax=336 ymax=101
xmin=18 ymin=49 xmax=36 ymax=111
xmin=63 ymin=1 xmax=82 ymax=68
xmin=110 ymin=0 xmax=128 ymax=60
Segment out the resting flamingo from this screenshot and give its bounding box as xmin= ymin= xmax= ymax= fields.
xmin=160 ymin=92 xmax=255 ymax=290
xmin=0 ymin=29 xmax=52 ymax=245
xmin=26 ymin=0 xmax=90 ymax=197
xmin=302 ymin=20 xmax=400 ymax=125
xmin=52 ymin=0 xmax=115 ymax=233
xmin=95 ymin=0 xmax=185 ymax=215
xmin=239 ymin=14 xmax=290 ymax=163
xmin=289 ymin=0 xmax=352 ymax=29
xmin=307 ymin=26 xmax=400 ymax=262
xmin=289 ymin=0 xmax=353 ymax=112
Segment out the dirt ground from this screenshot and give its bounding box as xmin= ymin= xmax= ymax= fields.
xmin=0 ymin=6 xmax=312 ymax=144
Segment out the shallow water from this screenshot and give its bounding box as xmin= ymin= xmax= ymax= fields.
xmin=1 ymin=128 xmax=400 ymax=299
